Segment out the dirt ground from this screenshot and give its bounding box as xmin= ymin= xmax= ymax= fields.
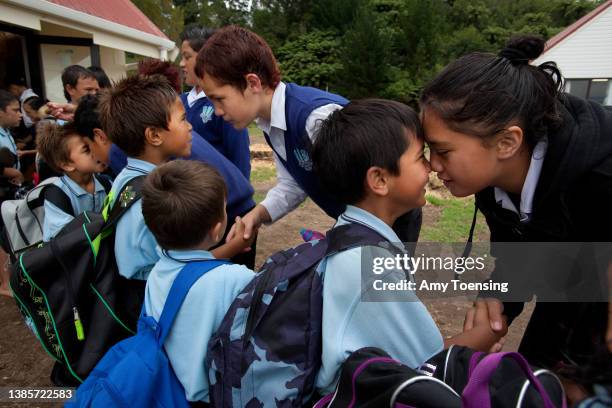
xmin=0 ymin=159 xmax=531 ymax=407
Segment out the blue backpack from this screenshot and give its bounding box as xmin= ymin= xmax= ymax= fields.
xmin=67 ymin=259 xmax=229 ymax=408
xmin=206 ymin=223 xmax=389 ymax=407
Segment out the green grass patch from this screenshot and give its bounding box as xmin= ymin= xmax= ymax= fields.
xmin=248 ymin=124 xmax=265 ymax=144
xmin=253 ymin=191 xmax=266 ymax=204
xmin=420 ymin=195 xmax=487 ymax=243
xmin=250 ymin=166 xmax=276 ymax=184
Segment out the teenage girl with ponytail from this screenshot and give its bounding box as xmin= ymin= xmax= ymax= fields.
xmin=420 ymin=35 xmax=611 ymax=399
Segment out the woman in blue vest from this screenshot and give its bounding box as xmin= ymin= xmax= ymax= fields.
xmin=179 ymin=25 xmax=251 ymax=180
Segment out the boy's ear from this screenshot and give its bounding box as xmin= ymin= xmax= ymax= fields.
xmin=59 ymin=161 xmax=75 ymax=173
xmin=93 ymin=128 xmax=110 ymax=145
xmin=210 ymin=220 xmax=224 ymax=243
xmin=365 ymin=167 xmax=390 ymax=197
xmin=144 ymin=126 xmax=163 ymax=147
xmin=244 ymin=73 xmax=263 ymax=93
xmin=495 ymin=126 xmax=524 ymax=160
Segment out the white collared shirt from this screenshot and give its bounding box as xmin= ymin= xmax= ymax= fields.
xmin=256 ymin=82 xmax=343 ymax=222
xmin=186 ymin=87 xmax=207 ymax=108
xmin=494 ymin=139 xmax=548 ymax=222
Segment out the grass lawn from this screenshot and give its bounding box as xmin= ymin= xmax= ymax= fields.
xmin=420 ymin=195 xmax=488 ymax=242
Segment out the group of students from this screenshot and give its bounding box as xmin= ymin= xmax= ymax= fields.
xmin=1 ymin=24 xmax=611 ymax=406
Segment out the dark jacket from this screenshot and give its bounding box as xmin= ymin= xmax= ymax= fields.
xmin=474 ymin=94 xmax=612 ymax=367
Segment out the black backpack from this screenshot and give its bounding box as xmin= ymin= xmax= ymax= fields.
xmin=315 ymin=347 xmax=565 ymax=408
xmin=9 ymin=176 xmax=146 ymax=386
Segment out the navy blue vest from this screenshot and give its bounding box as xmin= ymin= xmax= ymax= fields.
xmin=264 ymin=83 xmax=348 ymax=219
xmin=180 ymin=92 xmax=251 ymax=179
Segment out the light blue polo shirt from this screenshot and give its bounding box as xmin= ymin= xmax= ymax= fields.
xmin=42 ymin=175 xmax=107 ymax=241
xmin=315 ymin=205 xmax=444 ymax=394
xmin=144 ymin=248 xmax=254 ymax=402
xmin=0 ymin=126 xmax=19 ymax=170
xmin=111 ymin=158 xmax=157 ymax=280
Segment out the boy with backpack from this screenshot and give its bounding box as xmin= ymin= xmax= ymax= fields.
xmin=142 ymin=160 xmax=253 ymax=403
xmin=310 ymin=99 xmax=506 ymax=395
xmin=200 ymin=100 xmax=505 ymax=407
xmin=68 ymin=160 xmax=254 ymax=407
xmin=97 ymin=74 xmax=253 ymax=281
xmin=36 ymin=121 xmax=109 ymax=241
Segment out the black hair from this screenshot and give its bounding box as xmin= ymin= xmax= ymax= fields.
xmin=312 ymin=99 xmax=423 ymax=205
xmin=180 ymin=24 xmax=217 ymax=52
xmin=0 ymin=89 xmax=18 ymax=111
xmin=88 ymin=66 xmax=111 ymax=88
xmin=61 ymin=65 xmax=96 ymax=101
xmin=74 ymin=94 xmax=101 ymax=140
xmin=420 ymin=35 xmax=563 ymax=150
xmin=97 ymin=74 xmax=177 ymax=157
xmin=6 ymin=77 xmax=26 ymax=87
xmin=23 ymin=96 xmax=49 ymax=111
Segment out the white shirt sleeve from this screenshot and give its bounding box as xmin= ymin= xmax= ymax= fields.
xmin=260 ymin=153 xmax=308 ymax=223
xmin=305 ymin=103 xmax=343 ymax=142
xmin=259 ymin=103 xmax=344 ymax=223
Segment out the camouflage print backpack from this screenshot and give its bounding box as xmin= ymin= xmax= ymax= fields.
xmin=206 ymin=222 xmax=388 ymax=407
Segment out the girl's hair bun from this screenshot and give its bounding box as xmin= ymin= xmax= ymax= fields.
xmin=499 ymin=35 xmax=546 ymax=65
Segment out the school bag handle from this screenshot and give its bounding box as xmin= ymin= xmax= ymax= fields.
xmin=155 ymin=259 xmax=229 ymax=346
xmin=462 ymin=351 xmax=563 ymax=408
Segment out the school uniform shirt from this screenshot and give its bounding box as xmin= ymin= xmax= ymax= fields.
xmin=108 ymin=135 xmax=254 ymax=221
xmin=256 ymin=82 xmax=348 ymax=222
xmin=493 ymin=139 xmax=547 ymax=223
xmin=475 ymin=93 xmax=612 ymax=368
xmin=144 ymin=248 xmax=254 ymax=402
xmin=112 ymin=158 xmax=158 ymax=280
xmin=181 ymin=88 xmax=251 ymax=179
xmin=42 ymin=175 xmax=107 ymax=241
xmin=315 ymin=205 xmax=444 ymax=394
xmin=0 ymin=126 xmax=20 ymax=170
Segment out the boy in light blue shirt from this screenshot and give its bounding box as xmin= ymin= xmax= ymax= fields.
xmin=310 ymin=99 xmax=506 ymax=394
xmin=36 ymin=121 xmax=108 ymax=241
xmin=141 ymin=160 xmax=253 ymax=403
xmin=98 ymin=75 xmax=253 ymax=280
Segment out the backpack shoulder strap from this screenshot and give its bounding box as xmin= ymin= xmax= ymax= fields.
xmin=43 ymin=184 xmax=74 ymax=217
xmin=157 ymin=259 xmax=230 ymax=345
xmin=325 ymin=221 xmax=389 ymax=256
xmin=103 ymin=175 xmax=146 ymax=228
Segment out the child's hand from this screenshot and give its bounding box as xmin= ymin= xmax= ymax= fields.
xmin=471 ymin=300 xmax=508 ymax=340
xmin=228 ymin=217 xmax=256 ymax=253
xmin=464 ymin=297 xmax=507 ymax=334
xmin=227 ymin=205 xmax=270 ymax=242
xmin=4 ymin=168 xmax=23 ymax=185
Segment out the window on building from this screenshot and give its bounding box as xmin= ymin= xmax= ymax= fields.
xmin=565 ymin=78 xmax=612 ymax=107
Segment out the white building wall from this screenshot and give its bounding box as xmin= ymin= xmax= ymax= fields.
xmin=99 ymin=46 xmax=127 ymax=83
xmin=40 ymin=44 xmax=91 ymax=102
xmin=534 ymin=6 xmax=612 ymax=78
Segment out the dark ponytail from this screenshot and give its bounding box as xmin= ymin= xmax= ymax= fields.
xmin=421 ymin=35 xmax=563 ymax=150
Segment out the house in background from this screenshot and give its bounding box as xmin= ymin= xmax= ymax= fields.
xmin=534 ymin=0 xmax=612 ymax=108
xmin=0 ymin=0 xmax=176 ymax=102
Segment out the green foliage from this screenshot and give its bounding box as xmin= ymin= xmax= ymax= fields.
xmin=132 ymin=0 xmax=602 ymax=101
xmin=276 ymin=31 xmax=342 ymax=89
xmin=132 ymin=0 xmax=184 ymax=43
